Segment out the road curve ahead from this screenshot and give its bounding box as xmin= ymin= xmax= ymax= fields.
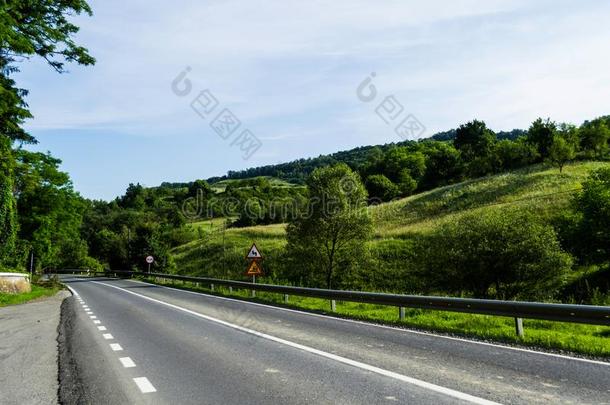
xmin=59 ymin=276 xmax=610 ymax=405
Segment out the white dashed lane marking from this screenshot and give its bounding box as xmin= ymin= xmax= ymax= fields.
xmin=133 ymin=377 xmax=156 ymax=393
xmin=67 ymin=283 xmax=157 ymax=397
xmin=119 ymin=357 xmax=136 ymax=368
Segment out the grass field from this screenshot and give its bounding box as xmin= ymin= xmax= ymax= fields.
xmin=0 ymin=284 xmax=61 ymax=307
xmin=209 ymin=176 xmax=302 ymax=193
xmin=144 ymin=278 xmax=610 ymax=358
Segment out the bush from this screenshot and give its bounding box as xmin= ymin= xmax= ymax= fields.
xmin=418 ymin=208 xmax=573 ymax=300
xmin=571 ymin=167 xmax=610 ymax=264
xmin=365 ymin=174 xmax=399 ymax=202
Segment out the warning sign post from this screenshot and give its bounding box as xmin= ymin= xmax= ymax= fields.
xmin=245 ymin=243 xmax=263 ymax=297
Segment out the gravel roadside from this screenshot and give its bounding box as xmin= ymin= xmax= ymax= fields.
xmin=0 ymin=290 xmax=70 ymax=405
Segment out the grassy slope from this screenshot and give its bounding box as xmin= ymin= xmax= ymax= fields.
xmin=170 ymin=161 xmax=610 ymax=356
xmin=0 ymin=284 xmax=61 ymax=307
xmin=174 ymin=161 xmax=609 ymax=276
xmin=209 ymin=176 xmax=302 ymax=193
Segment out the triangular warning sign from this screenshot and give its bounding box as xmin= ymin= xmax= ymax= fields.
xmin=245 ymin=260 xmax=263 ymax=276
xmin=246 ymin=243 xmax=262 ymax=259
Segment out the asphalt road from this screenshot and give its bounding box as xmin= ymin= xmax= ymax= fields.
xmin=59 ymin=275 xmax=610 ymax=404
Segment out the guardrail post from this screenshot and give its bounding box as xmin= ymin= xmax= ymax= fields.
xmin=399 ymin=307 xmax=406 ymax=321
xmin=211 ymin=283 xmax=215 ymax=292
xmin=229 ymin=286 xmax=233 ymax=294
xmin=283 ymin=294 xmax=289 ymax=304
xmin=251 ymin=289 xmax=256 ymax=298
xmin=515 ymin=317 xmax=524 ymax=337
xmin=330 ymin=300 xmax=336 ymax=312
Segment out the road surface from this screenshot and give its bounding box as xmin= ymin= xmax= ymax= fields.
xmin=59 ymin=275 xmax=610 ymax=404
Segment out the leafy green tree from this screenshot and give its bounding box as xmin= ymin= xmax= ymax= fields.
xmin=454 ymin=120 xmax=496 ymax=176
xmin=573 ymin=168 xmax=610 ymax=264
xmin=285 ymin=164 xmax=372 ymax=289
xmin=0 ymin=0 xmax=94 ymax=269
xmin=548 ymin=135 xmax=576 ymax=172
xmin=527 ymin=118 xmax=557 ymax=159
xmin=14 ymin=150 xmax=97 ymax=269
xmin=492 ymin=137 xmax=538 ymax=171
xmin=420 ymin=209 xmax=572 ymax=300
xmin=419 ymin=141 xmax=463 ymax=189
xmin=0 ymin=136 xmax=16 ymax=262
xmin=365 ymin=174 xmax=399 ymax=202
xmin=579 ymin=118 xmax=610 ymax=159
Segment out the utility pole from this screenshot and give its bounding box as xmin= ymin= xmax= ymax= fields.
xmin=222 ymin=218 xmax=227 ymax=278
xmin=29 ymin=252 xmax=34 ymax=279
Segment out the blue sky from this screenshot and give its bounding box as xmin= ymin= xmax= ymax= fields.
xmin=15 ymin=0 xmax=610 ymax=200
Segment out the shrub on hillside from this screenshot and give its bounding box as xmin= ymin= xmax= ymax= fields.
xmin=418 ymin=208 xmax=573 ymax=300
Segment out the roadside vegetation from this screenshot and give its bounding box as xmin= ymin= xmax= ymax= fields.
xmin=0 ymin=276 xmax=62 ymax=307
xmin=144 ymin=279 xmax=610 ymax=358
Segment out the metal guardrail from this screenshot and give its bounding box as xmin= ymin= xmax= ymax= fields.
xmin=51 ymin=269 xmax=610 ymax=335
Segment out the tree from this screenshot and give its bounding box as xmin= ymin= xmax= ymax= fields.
xmin=0 ymin=136 xmax=16 ymax=263
xmin=365 ymin=174 xmax=399 ymax=202
xmin=527 ymin=118 xmax=557 ymax=159
xmin=419 ymin=141 xmax=463 ymax=189
xmin=285 ymin=164 xmax=372 ymax=289
xmin=0 ymin=0 xmax=94 ymax=269
xmin=420 ymin=209 xmax=572 ymax=300
xmin=454 ymin=120 xmax=496 ymax=176
xmin=548 ymin=135 xmax=576 ymax=172
xmin=579 ymin=118 xmax=610 ymax=159
xmin=14 ymin=150 xmax=97 ymax=269
xmin=492 ymin=137 xmax=538 ymax=171
xmin=573 ymin=168 xmax=610 ymax=264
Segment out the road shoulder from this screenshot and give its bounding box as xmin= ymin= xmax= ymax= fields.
xmin=0 ymin=289 xmax=70 ymax=405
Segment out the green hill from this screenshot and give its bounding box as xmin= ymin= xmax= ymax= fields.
xmin=167 ymin=161 xmax=610 ymax=357
xmin=171 ymin=161 xmax=609 ymax=280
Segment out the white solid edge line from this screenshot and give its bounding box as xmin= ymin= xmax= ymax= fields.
xmin=102 ymin=333 xmax=114 ymax=340
xmin=66 ymin=285 xmax=79 ymax=297
xmin=119 ymin=357 xmax=136 ymax=368
xmin=133 ymin=377 xmax=156 ymax=393
xmin=125 ymin=279 xmax=610 ymax=367
xmin=110 ymin=343 xmax=123 ymax=351
xmin=92 ymin=281 xmax=499 ymax=405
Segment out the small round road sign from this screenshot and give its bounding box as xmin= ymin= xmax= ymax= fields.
xmin=145 ymin=255 xmax=154 ymax=264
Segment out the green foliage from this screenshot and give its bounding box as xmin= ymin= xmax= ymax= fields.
xmin=365 ymin=174 xmax=399 ymax=202
xmin=0 ymin=136 xmax=16 ymax=261
xmin=454 ymin=120 xmax=496 ymax=176
xmin=492 ymin=137 xmax=538 ymax=171
xmin=573 ymin=167 xmax=610 ymax=264
xmin=579 ymin=117 xmax=610 ymax=158
xmin=14 ymin=150 xmax=98 ymax=270
xmin=285 ymin=164 xmax=372 ymax=288
xmin=419 ymin=209 xmax=573 ymax=299
xmin=527 ymin=118 xmax=557 ymax=159
xmin=548 ymin=135 xmax=576 ymax=172
xmin=0 ymin=0 xmax=95 ymax=72
xmin=0 ymin=0 xmax=95 ymax=271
